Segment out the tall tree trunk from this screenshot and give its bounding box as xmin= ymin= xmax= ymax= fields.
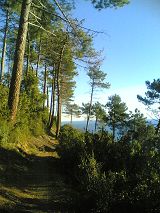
xmin=36 ymin=36 xmax=41 ymax=77
xmin=8 ymin=0 xmax=32 ymax=122
xmin=112 ymin=121 xmax=115 ymax=143
xmin=47 ymin=86 xmax=49 ymax=108
xmin=70 ymin=109 xmax=73 ymax=124
xmin=43 ymin=63 xmax=47 ymax=109
xmin=95 ymin=116 xmax=98 ymax=132
xmin=49 ymin=69 xmax=56 ymax=130
xmin=49 ymin=83 xmax=53 ymax=124
xmin=56 ymin=43 xmax=66 ymax=138
xmin=7 ymin=54 xmax=11 ymax=88
xmin=26 ymin=31 xmax=30 ymax=75
xmin=56 ymin=82 xmax=62 ymax=138
xmin=86 ymin=82 xmax=94 ymax=132
xmin=0 ymin=6 xmax=9 ymax=82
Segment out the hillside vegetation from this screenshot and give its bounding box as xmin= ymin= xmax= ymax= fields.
xmin=0 ymin=0 xmax=160 ymax=212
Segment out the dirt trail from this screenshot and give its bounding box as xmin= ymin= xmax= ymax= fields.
xmin=0 ymin=136 xmax=78 ymax=213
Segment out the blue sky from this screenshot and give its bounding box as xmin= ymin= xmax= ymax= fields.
xmin=67 ymin=0 xmax=160 ymax=119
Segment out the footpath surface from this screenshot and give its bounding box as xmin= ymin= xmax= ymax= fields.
xmin=0 ymin=136 xmax=77 ymax=213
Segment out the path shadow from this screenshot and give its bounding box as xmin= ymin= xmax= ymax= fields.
xmin=0 ymin=147 xmax=79 ymax=213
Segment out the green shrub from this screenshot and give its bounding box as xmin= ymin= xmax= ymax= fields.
xmin=17 ymin=72 xmax=48 ymax=136
xmin=55 ymin=123 xmax=160 ymax=212
xmin=9 ymin=123 xmax=30 ymax=144
xmin=57 ymin=124 xmax=85 ymax=173
xmin=0 ymin=84 xmax=9 ymax=119
xmin=79 ymin=154 xmax=128 ymax=212
xmin=0 ymin=119 xmax=10 ymax=147
xmin=0 ymin=119 xmax=30 ymax=151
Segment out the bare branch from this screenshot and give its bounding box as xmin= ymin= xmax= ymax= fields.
xmin=53 ymin=0 xmax=78 ymax=33
xmin=74 ymin=61 xmax=88 ymax=69
xmin=30 ymin=11 xmax=41 ymax=20
xmin=37 ymin=0 xmax=47 ymax=9
xmin=28 ymin=22 xmax=56 ymax=36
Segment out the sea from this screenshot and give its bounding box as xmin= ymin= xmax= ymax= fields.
xmin=61 ymin=120 xmax=105 ymax=133
xmin=61 ymin=119 xmax=157 ymax=134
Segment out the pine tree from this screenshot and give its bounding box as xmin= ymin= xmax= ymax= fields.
xmin=92 ymin=102 xmax=106 ymax=132
xmin=89 ymin=0 xmax=129 ymax=9
xmin=137 ymin=79 xmax=160 ymax=134
xmin=8 ymin=0 xmax=32 ymax=122
xmin=105 ymin=94 xmax=128 ymax=142
xmin=86 ymin=65 xmax=110 ymax=131
xmin=64 ymin=102 xmax=80 ymax=123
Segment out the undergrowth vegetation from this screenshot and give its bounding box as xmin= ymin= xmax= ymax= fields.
xmin=0 ymin=73 xmax=48 ymax=151
xmin=57 ymin=124 xmax=160 ymax=213
xmin=1 ymin=1 xmax=160 ymax=212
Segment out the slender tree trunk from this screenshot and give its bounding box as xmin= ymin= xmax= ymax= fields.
xmin=49 ymin=84 xmax=53 ymax=124
xmin=43 ymin=63 xmax=47 ymax=109
xmin=26 ymin=31 xmax=30 ymax=75
xmin=47 ymin=86 xmax=49 ymax=108
xmin=36 ymin=36 xmax=41 ymax=77
xmin=8 ymin=0 xmax=32 ymax=122
xmin=7 ymin=54 xmax=11 ymax=88
xmin=49 ymin=69 xmax=56 ymax=130
xmin=95 ymin=116 xmax=98 ymax=132
xmin=0 ymin=6 xmax=9 ymax=82
xmin=86 ymin=82 xmax=94 ymax=132
xmin=112 ymin=121 xmax=115 ymax=143
xmin=71 ymin=109 xmax=73 ymax=124
xmin=56 ymin=43 xmax=66 ymax=138
xmin=56 ymin=84 xmax=62 ymax=138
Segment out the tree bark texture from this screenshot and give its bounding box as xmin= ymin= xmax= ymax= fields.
xmin=8 ymin=0 xmax=32 ymax=122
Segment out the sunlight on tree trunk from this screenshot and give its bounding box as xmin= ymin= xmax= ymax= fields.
xmin=56 ymin=43 xmax=66 ymax=138
xmin=8 ymin=0 xmax=32 ymax=122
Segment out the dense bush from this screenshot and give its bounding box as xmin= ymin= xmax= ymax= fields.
xmin=18 ymin=72 xmax=48 ymax=136
xmin=57 ymin=124 xmax=160 ymax=212
xmin=0 ymin=118 xmax=30 ymax=150
xmin=0 ymin=119 xmax=10 ymax=147
xmin=0 ymin=84 xmax=9 ymax=119
xmin=0 ymin=73 xmax=48 ymax=149
xmin=79 ymin=154 xmax=119 ymax=212
xmin=57 ymin=124 xmax=85 ymax=176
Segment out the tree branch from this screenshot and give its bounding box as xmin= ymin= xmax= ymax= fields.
xmin=29 ymin=11 xmax=41 ymax=20
xmin=28 ymin=22 xmax=56 ymax=36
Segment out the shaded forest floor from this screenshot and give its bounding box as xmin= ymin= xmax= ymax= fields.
xmin=0 ymin=135 xmax=79 ymax=213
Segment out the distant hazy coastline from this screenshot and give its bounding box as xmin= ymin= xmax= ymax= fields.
xmin=61 ymin=120 xmax=101 ymax=132
xmin=62 ymin=119 xmax=157 ymax=134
